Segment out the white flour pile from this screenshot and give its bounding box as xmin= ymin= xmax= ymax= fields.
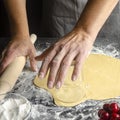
xmin=0 ymin=94 xmax=31 ymax=120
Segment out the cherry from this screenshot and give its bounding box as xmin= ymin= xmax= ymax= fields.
xmin=97 ymin=102 xmax=120 ymax=120
xmin=103 ymin=104 xmax=110 ymax=112
xmin=110 ymin=113 xmax=120 ymax=120
xmin=109 ymin=103 xmax=119 ymax=113
xmin=100 ymin=111 xmax=110 ymax=120
xmin=98 ymin=109 xmax=105 ymax=117
xmin=110 ymin=118 xmax=116 ymax=120
xmin=116 ymin=117 xmax=120 ymax=120
xmin=117 ymin=108 xmax=120 ymax=114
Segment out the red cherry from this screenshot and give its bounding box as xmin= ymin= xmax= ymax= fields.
xmin=117 ymin=109 xmax=120 ymax=114
xmin=103 ymin=104 xmax=110 ymax=112
xmin=98 ymin=109 xmax=105 ymax=117
xmin=100 ymin=111 xmax=110 ymax=120
xmin=116 ymin=117 xmax=120 ymax=120
xmin=110 ymin=113 xmax=120 ymax=120
xmin=110 ymin=118 xmax=116 ymax=120
xmin=109 ymin=103 xmax=119 ymax=113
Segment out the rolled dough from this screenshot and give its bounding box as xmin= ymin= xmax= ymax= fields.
xmin=33 ymin=54 xmax=120 ymax=107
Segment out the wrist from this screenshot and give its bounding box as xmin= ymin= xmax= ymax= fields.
xmin=10 ymin=24 xmax=30 ymax=39
xmin=72 ymin=25 xmax=96 ymax=43
xmin=11 ymin=32 xmax=30 ymax=39
xmin=11 ymin=32 xmax=30 ymax=41
xmin=74 ymin=23 xmax=98 ymax=40
xmin=10 ymin=25 xmax=29 ymax=38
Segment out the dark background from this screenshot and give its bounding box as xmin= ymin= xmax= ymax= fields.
xmin=0 ymin=0 xmax=43 ymax=55
xmin=0 ymin=0 xmax=43 ymax=37
xmin=0 ymin=0 xmax=120 ymax=39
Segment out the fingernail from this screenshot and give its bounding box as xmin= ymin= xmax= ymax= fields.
xmin=48 ymin=81 xmax=53 ymax=89
xmin=72 ymin=75 xmax=77 ymax=81
xmin=39 ymin=72 xmax=44 ymax=79
xmin=56 ymin=81 xmax=61 ymax=89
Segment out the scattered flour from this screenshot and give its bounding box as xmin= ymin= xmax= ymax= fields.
xmin=0 ymin=94 xmax=31 ymax=120
xmin=1 ymin=42 xmax=120 ymax=120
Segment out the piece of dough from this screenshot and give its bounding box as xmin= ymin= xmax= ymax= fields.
xmin=33 ymin=54 xmax=120 ymax=107
xmin=34 ymin=68 xmax=86 ymax=107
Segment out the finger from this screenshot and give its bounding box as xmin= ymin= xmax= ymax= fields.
xmin=72 ymin=53 xmax=85 ymax=81
xmin=30 ymin=58 xmax=37 ymax=72
xmin=55 ymin=52 xmax=76 ymax=89
xmin=38 ymin=59 xmax=50 ymax=79
xmin=47 ymin=49 xmax=66 ymax=89
xmin=29 ymin=54 xmax=38 ymax=72
xmin=29 ymin=46 xmax=38 ymax=72
xmin=0 ymin=50 xmax=16 ymax=74
xmin=35 ymin=46 xmax=53 ymax=61
xmin=38 ymin=48 xmax=57 ymax=79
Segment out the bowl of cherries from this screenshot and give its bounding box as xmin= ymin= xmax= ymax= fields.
xmin=92 ymin=98 xmax=120 ymax=120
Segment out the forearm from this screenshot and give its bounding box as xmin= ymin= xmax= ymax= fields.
xmin=4 ymin=0 xmax=29 ymax=37
xmin=75 ymin=0 xmax=119 ymax=39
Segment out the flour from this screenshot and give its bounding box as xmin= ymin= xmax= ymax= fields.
xmin=1 ymin=42 xmax=120 ymax=120
xmin=0 ymin=94 xmax=31 ymax=120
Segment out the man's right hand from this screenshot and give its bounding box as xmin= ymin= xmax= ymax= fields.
xmin=0 ymin=35 xmax=37 ymax=74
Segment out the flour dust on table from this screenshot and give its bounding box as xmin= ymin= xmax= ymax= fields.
xmin=6 ymin=41 xmax=120 ymax=120
xmin=0 ymin=93 xmax=31 ymax=120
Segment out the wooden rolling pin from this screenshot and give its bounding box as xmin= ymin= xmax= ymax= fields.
xmin=0 ymin=34 xmax=37 ymax=100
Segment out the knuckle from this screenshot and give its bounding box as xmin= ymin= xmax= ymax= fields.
xmin=59 ymin=44 xmax=68 ymax=50
xmin=52 ymin=43 xmax=58 ymax=50
xmin=53 ymin=43 xmax=58 ymax=48
xmin=59 ymin=44 xmax=65 ymax=50
xmin=75 ymin=60 xmax=81 ymax=66
xmin=44 ymin=56 xmax=51 ymax=62
xmin=54 ymin=43 xmax=68 ymax=51
xmin=62 ymin=61 xmax=70 ymax=67
xmin=51 ymin=60 xmax=59 ymax=66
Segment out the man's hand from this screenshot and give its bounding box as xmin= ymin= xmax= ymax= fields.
xmin=0 ymin=36 xmax=37 ymax=74
xmin=36 ymin=29 xmax=94 ymax=89
xmin=35 ymin=0 xmax=118 ymax=89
